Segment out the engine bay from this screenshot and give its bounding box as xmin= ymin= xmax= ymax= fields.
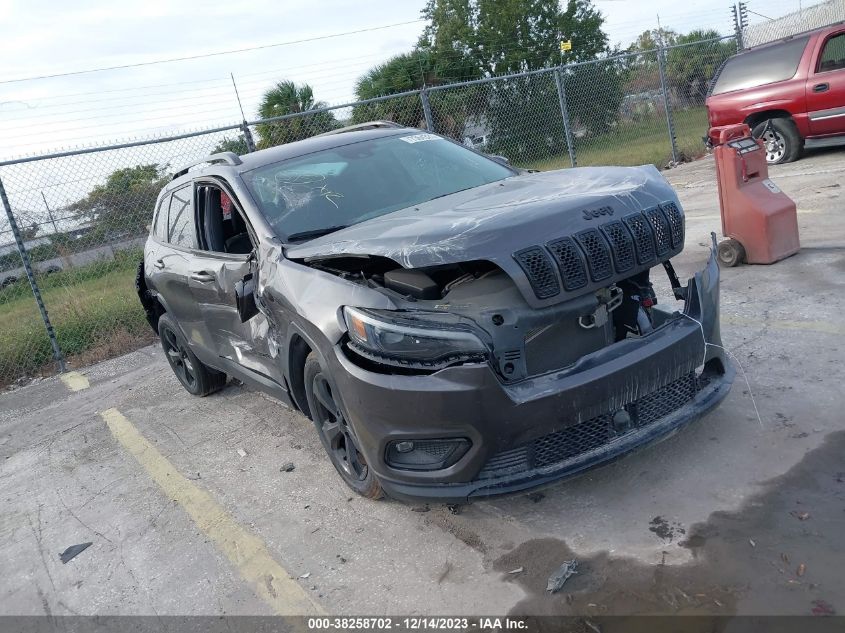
xmin=297 ymin=254 xmax=686 ymax=381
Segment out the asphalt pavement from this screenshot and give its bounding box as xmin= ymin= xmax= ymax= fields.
xmin=2 ymin=149 xmax=844 ymax=618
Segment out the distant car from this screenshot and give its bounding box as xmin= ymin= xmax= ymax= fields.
xmin=706 ymin=23 xmax=845 ymax=163
xmin=137 ymin=121 xmax=732 ymax=501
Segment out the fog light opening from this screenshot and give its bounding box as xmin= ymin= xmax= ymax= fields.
xmin=385 ymin=438 xmax=471 ymax=471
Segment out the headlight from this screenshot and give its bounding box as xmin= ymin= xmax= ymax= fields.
xmin=343 ymin=306 xmax=487 ymax=368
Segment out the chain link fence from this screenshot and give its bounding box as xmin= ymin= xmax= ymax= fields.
xmin=741 ymin=0 xmax=845 ymax=49
xmin=0 ymin=34 xmax=738 ymax=385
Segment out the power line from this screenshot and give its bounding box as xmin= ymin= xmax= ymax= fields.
xmin=0 ymin=19 xmax=425 ymax=85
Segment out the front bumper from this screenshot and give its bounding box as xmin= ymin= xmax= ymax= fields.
xmin=327 ymin=244 xmax=733 ymax=502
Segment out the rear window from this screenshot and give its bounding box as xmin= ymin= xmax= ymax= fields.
xmin=711 ymin=36 xmax=809 ymax=95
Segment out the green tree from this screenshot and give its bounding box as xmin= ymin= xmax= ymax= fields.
xmin=628 ymin=28 xmax=679 ymax=53
xmin=352 ymin=49 xmax=480 ymax=136
xmin=666 ymin=30 xmax=734 ymax=104
xmin=255 ymin=81 xmax=337 ymax=149
xmin=418 ymin=0 xmax=619 ymax=155
xmin=70 ymin=164 xmax=167 ymax=237
xmin=212 ymin=135 xmax=249 ymax=155
xmin=471 ymin=0 xmax=607 ymax=75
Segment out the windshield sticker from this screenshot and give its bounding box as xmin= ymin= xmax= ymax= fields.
xmin=399 ymin=133 xmax=441 ymax=144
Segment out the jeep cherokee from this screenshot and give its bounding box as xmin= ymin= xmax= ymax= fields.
xmin=137 ymin=122 xmax=734 ymax=501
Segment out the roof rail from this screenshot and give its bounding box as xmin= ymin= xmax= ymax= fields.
xmin=172 ymin=152 xmax=243 ymax=180
xmin=315 ymin=120 xmax=405 ymax=137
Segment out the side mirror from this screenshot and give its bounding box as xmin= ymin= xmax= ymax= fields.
xmin=235 ymin=274 xmax=259 ymax=323
xmin=488 ymin=154 xmax=510 ymax=166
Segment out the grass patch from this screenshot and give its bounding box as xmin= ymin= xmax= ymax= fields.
xmin=0 ymin=250 xmax=155 ymax=385
xmin=523 ymin=107 xmax=709 ymax=171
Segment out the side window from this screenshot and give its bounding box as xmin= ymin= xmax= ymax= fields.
xmin=152 ymin=195 xmax=170 ymax=242
xmin=167 ymin=185 xmax=197 ymax=249
xmin=819 ymin=33 xmax=845 ymax=73
xmin=711 ymin=36 xmax=809 ymax=95
xmin=195 ymin=184 xmax=255 ymax=255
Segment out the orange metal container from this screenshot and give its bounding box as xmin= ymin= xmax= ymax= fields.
xmin=712 ymin=123 xmax=800 ymax=266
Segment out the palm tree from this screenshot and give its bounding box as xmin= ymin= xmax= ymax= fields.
xmin=256 ymin=81 xmax=337 ymax=148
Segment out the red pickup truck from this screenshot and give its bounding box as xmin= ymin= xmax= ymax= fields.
xmin=706 ymin=23 xmax=845 ymax=164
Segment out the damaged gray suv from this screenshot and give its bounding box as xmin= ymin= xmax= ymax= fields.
xmin=137 ymin=122 xmax=734 ymax=501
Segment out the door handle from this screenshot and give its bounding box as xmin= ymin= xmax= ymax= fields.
xmin=190 ymin=271 xmax=216 ymax=283
xmin=813 ymin=83 xmax=829 ymax=93
xmin=153 ymin=259 xmax=165 ymax=269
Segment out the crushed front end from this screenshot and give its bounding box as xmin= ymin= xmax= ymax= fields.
xmin=289 ymin=168 xmax=734 ymax=502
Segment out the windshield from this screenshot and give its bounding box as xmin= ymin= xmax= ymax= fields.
xmin=242 ymin=132 xmax=515 ymax=241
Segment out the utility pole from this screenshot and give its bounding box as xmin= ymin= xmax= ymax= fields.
xmin=40 ymin=191 xmax=59 ymax=234
xmin=731 ymin=3 xmax=748 ymax=51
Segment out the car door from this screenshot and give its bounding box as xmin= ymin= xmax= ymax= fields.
xmin=806 ymin=30 xmax=845 ymax=136
xmin=189 ymin=181 xmax=279 ymax=383
xmin=146 ymin=184 xmax=214 ymax=362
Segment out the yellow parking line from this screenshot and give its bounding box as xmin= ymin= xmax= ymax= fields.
xmin=723 ymin=315 xmax=845 ymax=336
xmin=60 ymin=371 xmax=89 ymax=391
xmin=101 ymin=408 xmax=323 ymax=617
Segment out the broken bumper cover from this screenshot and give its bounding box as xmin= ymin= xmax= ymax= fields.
xmin=328 ymin=245 xmax=734 ymax=502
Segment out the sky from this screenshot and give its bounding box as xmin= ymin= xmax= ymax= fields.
xmin=0 ymin=0 xmax=824 ymax=161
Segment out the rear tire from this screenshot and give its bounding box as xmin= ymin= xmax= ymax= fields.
xmin=752 ymin=118 xmax=802 ymax=164
xmin=303 ymin=352 xmax=383 ymax=499
xmin=158 ymin=314 xmax=227 ymax=396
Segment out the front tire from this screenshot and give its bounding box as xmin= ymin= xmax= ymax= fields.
xmin=752 ymin=118 xmax=802 ymax=164
xmin=303 ymin=352 xmax=383 ymax=499
xmin=158 ymin=314 xmax=227 ymax=396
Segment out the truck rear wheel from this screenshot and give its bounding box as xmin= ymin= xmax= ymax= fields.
xmin=752 ymin=118 xmax=802 ymax=164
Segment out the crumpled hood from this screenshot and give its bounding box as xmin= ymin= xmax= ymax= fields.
xmin=285 ymin=165 xmax=683 ymax=307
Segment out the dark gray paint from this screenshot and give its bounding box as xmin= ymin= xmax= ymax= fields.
xmin=286 ymin=165 xmax=682 ymax=308
xmin=140 ymin=127 xmax=732 ymax=500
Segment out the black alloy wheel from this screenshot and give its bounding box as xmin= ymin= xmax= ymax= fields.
xmin=158 ymin=313 xmax=226 ymax=396
xmin=162 ymin=326 xmax=197 ymax=390
xmin=303 ymin=353 xmax=383 ymax=498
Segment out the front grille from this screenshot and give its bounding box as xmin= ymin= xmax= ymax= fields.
xmin=601 ymin=221 xmax=635 ymax=273
xmin=574 ymin=229 xmax=613 ymax=281
xmin=511 ymin=201 xmax=684 ymax=301
xmin=661 ymin=202 xmax=685 ymax=249
xmin=477 ymin=446 xmax=529 ymax=478
xmin=623 ymin=212 xmax=657 ymax=264
xmin=635 ymin=372 xmax=697 ymax=426
xmin=547 ymin=237 xmax=588 ymax=291
xmin=644 ymin=207 xmax=672 ymax=257
xmin=513 ymin=247 xmax=560 ymax=299
xmin=533 ymin=413 xmax=614 ymax=468
xmin=478 ymin=372 xmax=702 ymax=479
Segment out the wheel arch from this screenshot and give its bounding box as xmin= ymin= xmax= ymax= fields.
xmin=135 ymin=260 xmax=168 ymax=334
xmin=285 ymin=323 xmax=331 ymax=418
xmin=744 ymin=109 xmax=795 ymax=131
